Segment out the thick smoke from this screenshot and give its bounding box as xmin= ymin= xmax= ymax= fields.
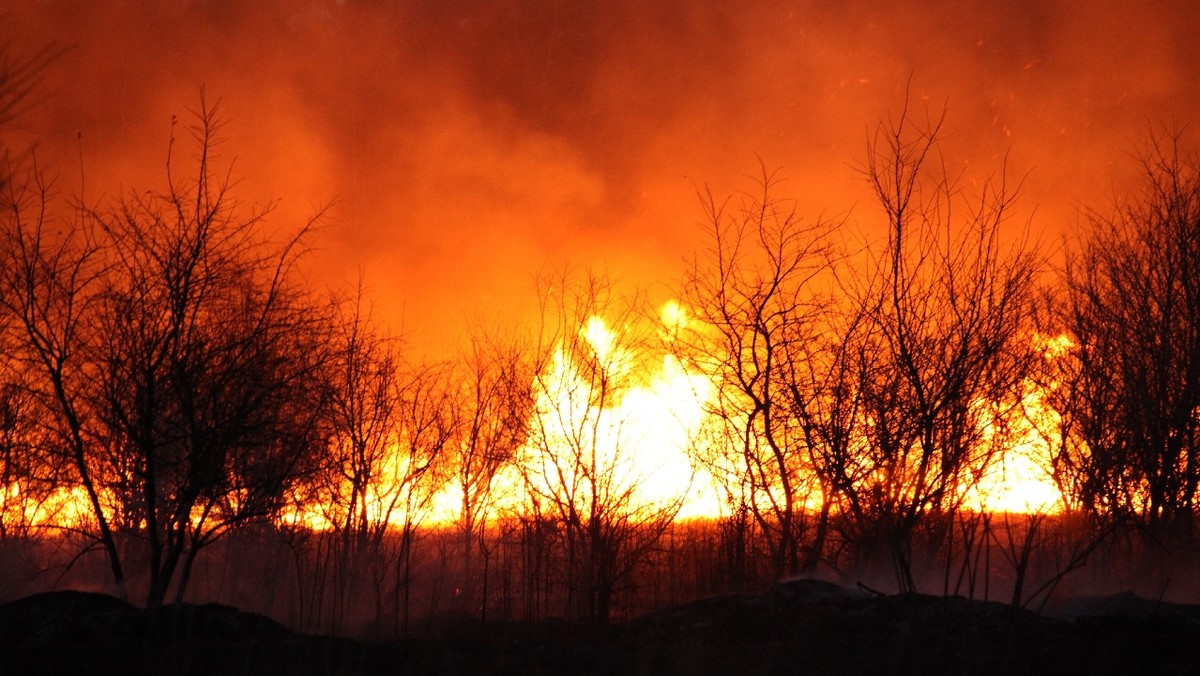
xmin=7 ymin=0 xmax=1200 ymax=353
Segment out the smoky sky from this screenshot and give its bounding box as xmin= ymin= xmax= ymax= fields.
xmin=7 ymin=0 xmax=1200 ymax=354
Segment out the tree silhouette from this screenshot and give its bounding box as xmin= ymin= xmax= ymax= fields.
xmin=0 ymin=35 xmax=86 ymax=546
xmin=1 ymin=168 xmax=125 ymax=592
xmin=1059 ymin=127 xmax=1200 ymax=535
xmin=4 ymin=96 xmax=331 ymax=607
xmin=679 ymin=167 xmax=841 ymax=579
xmin=302 ymin=283 xmax=404 ymax=632
xmin=322 ymin=286 xmax=402 ymax=550
xmin=521 ymin=270 xmax=686 ymax=628
xmin=385 ymin=359 xmax=457 ymax=632
xmin=91 ymin=97 xmax=330 ymax=608
xmin=839 ymin=103 xmax=1041 ymax=591
xmin=445 ymin=323 xmax=535 ymax=623
xmin=0 ymin=359 xmax=61 ymax=538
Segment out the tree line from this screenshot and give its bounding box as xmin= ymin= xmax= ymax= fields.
xmin=2 ymin=91 xmax=1200 ymax=630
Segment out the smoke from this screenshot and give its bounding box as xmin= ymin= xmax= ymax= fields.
xmin=7 ymin=0 xmax=1200 ymax=353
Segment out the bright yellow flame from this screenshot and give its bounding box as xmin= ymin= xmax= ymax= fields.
xmin=281 ymin=436 xmax=451 ymax=532
xmin=6 ymin=319 xmax=1071 ymax=534
xmin=278 ymin=499 xmax=336 ymax=532
xmin=582 ymin=315 xmax=618 ymax=363
xmin=515 ymin=310 xmax=719 ymax=519
xmin=1037 ymin=331 xmax=1074 ymax=360
xmin=416 ymin=304 xmax=721 ymax=524
xmin=404 ymin=312 xmax=1071 ymax=525
xmin=603 ymin=351 xmax=718 ymax=517
xmin=960 ymin=334 xmax=1075 ymax=513
xmin=970 ymin=449 xmax=1062 ymax=513
xmin=660 ymin=300 xmax=688 ymax=335
xmin=1 ymin=483 xmax=105 ymax=530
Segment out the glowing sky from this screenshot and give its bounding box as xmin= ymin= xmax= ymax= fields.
xmin=6 ymin=1 xmax=1200 ymax=354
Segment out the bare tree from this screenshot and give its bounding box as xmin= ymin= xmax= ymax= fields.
xmin=299 ymin=282 xmax=403 ymax=632
xmin=678 ymin=167 xmax=841 ymax=579
xmin=286 ymin=321 xmax=454 ymax=635
xmin=0 ymin=167 xmax=125 ymax=592
xmin=840 ymin=102 xmax=1041 ymax=592
xmin=0 ymin=35 xmax=76 ymax=544
xmin=445 ymin=323 xmax=535 ymax=622
xmin=386 ymin=359 xmax=457 ymax=633
xmin=321 ymin=285 xmax=402 ymax=551
xmin=5 ymin=96 xmax=334 ymax=608
xmin=521 ymin=270 xmax=686 ymax=628
xmin=1058 ymin=126 xmax=1200 ymax=535
xmin=0 ymin=367 xmax=60 ymax=538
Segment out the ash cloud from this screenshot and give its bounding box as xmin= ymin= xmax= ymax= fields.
xmin=7 ymin=0 xmax=1200 ymax=352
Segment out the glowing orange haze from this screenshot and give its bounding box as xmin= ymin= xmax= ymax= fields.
xmin=5 ymin=1 xmax=1192 ymax=526
xmin=7 ymin=1 xmax=1200 ymax=358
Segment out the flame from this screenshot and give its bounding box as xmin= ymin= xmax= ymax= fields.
xmin=963 ymin=395 xmax=1065 ymax=514
xmin=279 ymin=437 xmax=451 ymax=532
xmin=515 ymin=308 xmax=718 ymax=518
xmin=0 ymin=483 xmax=105 ymax=531
xmin=417 ymin=304 xmax=723 ymax=524
xmin=960 ymin=333 xmax=1074 ymax=514
xmin=9 ymin=316 xmax=1071 ymax=536
xmin=581 ymin=315 xmax=620 ymax=364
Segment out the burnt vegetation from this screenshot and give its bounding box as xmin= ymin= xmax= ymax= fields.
xmin=3 ymin=61 xmax=1200 ymax=676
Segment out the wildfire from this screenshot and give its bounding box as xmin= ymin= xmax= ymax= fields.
xmin=0 ymin=484 xmax=98 ymax=530
xmin=516 ymin=304 xmax=719 ymax=519
xmin=961 ymin=332 xmax=1076 ymax=514
xmin=5 ymin=309 xmax=1071 ymax=536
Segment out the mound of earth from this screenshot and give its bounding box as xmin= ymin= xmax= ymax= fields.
xmin=0 ymin=590 xmax=397 ymax=675
xmin=616 ymin=580 xmax=1200 ymax=675
xmin=2 ymin=581 xmax=1199 ymax=675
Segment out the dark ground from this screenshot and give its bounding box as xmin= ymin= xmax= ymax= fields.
xmin=2 ymin=580 xmax=1199 ymax=675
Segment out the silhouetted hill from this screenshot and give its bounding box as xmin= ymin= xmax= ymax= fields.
xmin=617 ymin=579 xmax=1200 ymax=675
xmin=0 ymin=590 xmax=393 ymax=676
xmin=2 ymin=581 xmax=1200 ymax=675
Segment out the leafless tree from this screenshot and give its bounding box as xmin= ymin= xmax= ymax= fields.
xmin=321 ymin=285 xmax=402 ymax=551
xmin=521 ymin=269 xmax=686 ymax=627
xmin=0 ymin=35 xmax=74 ymax=543
xmin=385 ymin=359 xmax=457 ymax=633
xmin=0 ymin=369 xmax=58 ymax=538
xmin=445 ymin=323 xmax=535 ymax=623
xmin=840 ymin=102 xmax=1041 ymax=592
xmin=283 ymin=323 xmax=457 ymax=636
xmin=678 ymin=167 xmax=841 ymax=579
xmin=295 ymin=282 xmax=403 ymax=632
xmin=1058 ymin=126 xmax=1200 ymax=536
xmin=2 ymin=96 xmax=333 ymax=607
xmin=91 ymin=97 xmax=331 ymax=608
xmin=0 ymin=166 xmax=124 ymax=591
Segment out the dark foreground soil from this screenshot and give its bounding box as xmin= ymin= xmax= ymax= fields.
xmin=2 ymin=580 xmax=1200 ymax=675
